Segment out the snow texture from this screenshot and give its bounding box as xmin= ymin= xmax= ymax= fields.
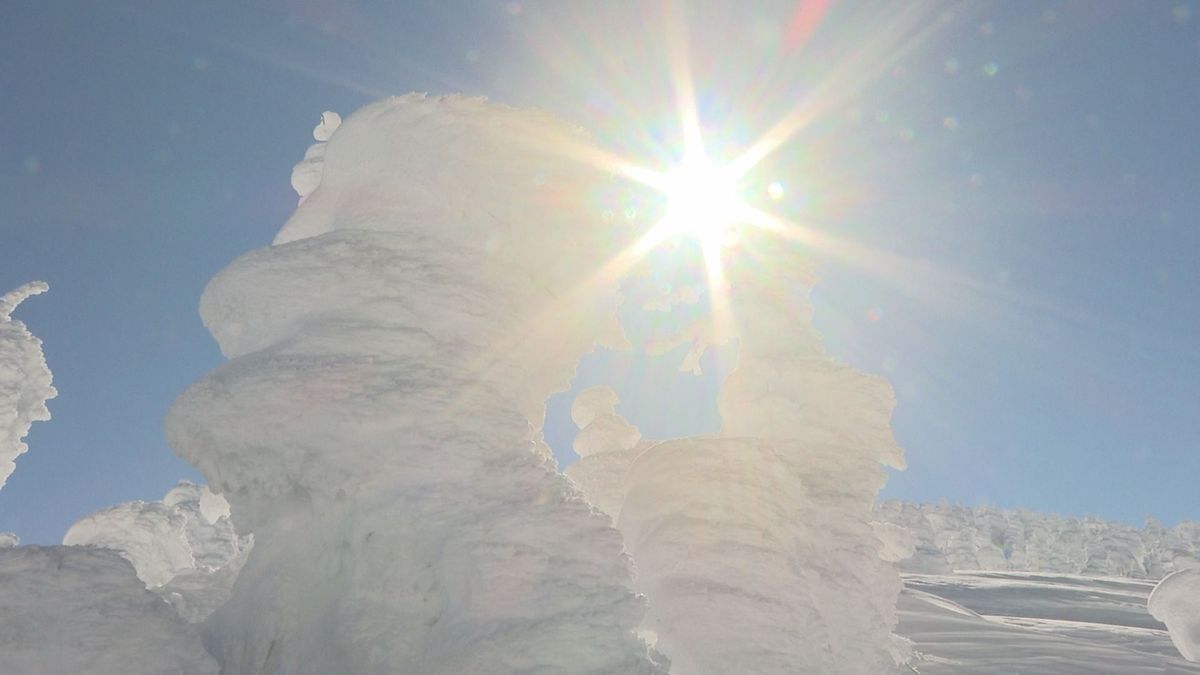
xmin=168 ymin=94 xmax=662 ymax=674
xmin=63 ymin=480 xmax=250 ymax=622
xmin=1149 ymin=568 xmax=1200 ymax=662
xmin=0 ymin=545 xmax=217 ymax=674
xmin=877 ymin=500 xmax=1200 ymax=578
xmin=0 ymin=281 xmax=56 ymax=491
xmin=899 ymin=571 xmax=1200 ymax=672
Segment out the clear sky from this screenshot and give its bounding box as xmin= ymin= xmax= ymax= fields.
xmin=2 ymin=0 xmax=1198 ymax=544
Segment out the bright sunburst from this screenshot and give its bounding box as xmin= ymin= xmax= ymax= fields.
xmin=642 ymin=151 xmax=748 ymax=281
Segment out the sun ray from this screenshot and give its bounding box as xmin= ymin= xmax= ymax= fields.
xmin=729 ymin=2 xmax=947 ymax=178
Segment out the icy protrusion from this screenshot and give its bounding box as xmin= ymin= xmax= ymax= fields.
xmin=163 ymin=479 xmax=233 ymax=525
xmin=63 ymin=480 xmax=250 ymax=621
xmin=313 ymin=110 xmax=341 ymax=141
xmin=290 ymin=110 xmax=342 ymax=205
xmin=169 ymin=95 xmax=662 ymax=673
xmin=0 ymin=532 xmax=18 ymax=548
xmin=0 ymin=281 xmax=56 ymax=491
xmin=0 ymin=546 xmax=217 ymax=673
xmin=1149 ymin=568 xmax=1200 ymax=661
xmin=570 ymin=386 xmax=641 ymax=458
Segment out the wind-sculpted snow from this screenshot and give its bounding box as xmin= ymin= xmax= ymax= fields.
xmin=0 ymin=545 xmax=217 ymax=674
xmin=63 ymin=480 xmax=250 ymax=622
xmin=877 ymin=501 xmax=1200 ymax=578
xmin=0 ymin=282 xmax=56 ymax=491
xmin=168 ymin=95 xmax=662 ymax=674
xmin=1149 ymin=568 xmax=1200 ymax=661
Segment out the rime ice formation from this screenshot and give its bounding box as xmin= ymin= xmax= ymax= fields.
xmin=563 ymin=244 xmax=910 ymax=672
xmin=63 ymin=480 xmax=249 ymax=622
xmin=621 ymin=435 xmax=827 ymax=674
xmin=0 ymin=546 xmax=217 ymax=674
xmin=0 ymin=281 xmax=56 ymax=490
xmin=877 ymin=501 xmax=1200 ymax=578
xmin=1149 ymin=568 xmax=1200 ymax=661
xmin=168 ymin=95 xmax=662 ymax=674
xmin=290 ymin=111 xmax=342 ymax=205
xmin=708 ymin=238 xmax=909 ymax=672
xmin=567 ymin=379 xmax=907 ymax=673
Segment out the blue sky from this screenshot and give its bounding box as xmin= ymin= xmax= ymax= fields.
xmin=2 ymin=1 xmax=1198 ymax=544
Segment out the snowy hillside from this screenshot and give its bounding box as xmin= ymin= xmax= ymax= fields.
xmin=877 ymin=500 xmax=1200 ymax=578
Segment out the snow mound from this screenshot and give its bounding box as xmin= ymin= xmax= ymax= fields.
xmin=0 ymin=281 xmax=56 ymax=491
xmin=63 ymin=480 xmax=250 ymax=622
xmin=1149 ymin=568 xmax=1200 ymax=661
xmin=168 ymin=94 xmax=662 ymax=673
xmin=0 ymin=545 xmax=217 ymax=674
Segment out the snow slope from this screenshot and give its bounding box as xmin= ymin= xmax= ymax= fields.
xmin=0 ymin=546 xmax=217 ymax=674
xmin=0 ymin=282 xmax=56 ymax=491
xmin=898 ymin=571 xmax=1200 ymax=673
xmin=168 ymin=95 xmax=663 ymax=674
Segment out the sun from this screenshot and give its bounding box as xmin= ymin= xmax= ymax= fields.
xmin=663 ymin=156 xmax=743 ymax=248
xmin=637 ymin=151 xmax=749 ymax=281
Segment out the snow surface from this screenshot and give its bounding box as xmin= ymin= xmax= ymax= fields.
xmin=0 ymin=545 xmax=217 ymax=674
xmin=168 ymin=94 xmax=663 ymax=674
xmin=0 ymin=281 xmax=56 ymax=491
xmin=63 ymin=480 xmax=250 ymax=622
xmin=877 ymin=500 xmax=1200 ymax=578
xmin=898 ymin=571 xmax=1200 ymax=672
xmin=1149 ymin=568 xmax=1200 ymax=662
